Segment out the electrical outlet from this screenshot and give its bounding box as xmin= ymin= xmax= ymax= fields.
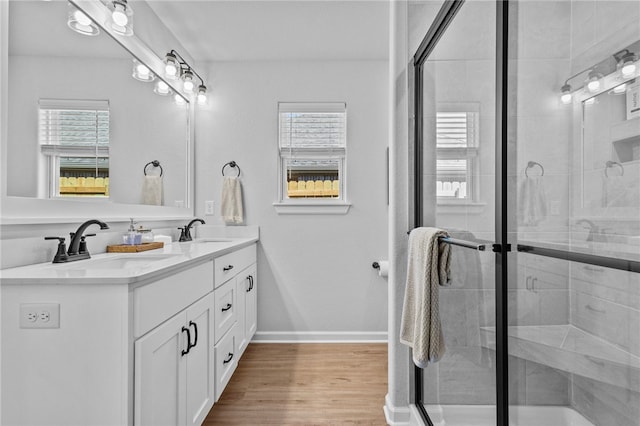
xmin=205 ymin=200 xmax=214 ymax=215
xmin=20 ymin=303 xmax=60 ymax=328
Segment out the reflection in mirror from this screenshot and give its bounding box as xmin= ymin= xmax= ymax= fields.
xmin=7 ymin=0 xmax=189 ymax=207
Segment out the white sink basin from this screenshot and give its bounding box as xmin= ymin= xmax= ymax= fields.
xmin=53 ymin=254 xmax=179 ymax=270
xmin=193 ymin=238 xmax=233 ymax=243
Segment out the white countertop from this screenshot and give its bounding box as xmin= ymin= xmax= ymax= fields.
xmin=0 ymin=237 xmax=258 ymax=285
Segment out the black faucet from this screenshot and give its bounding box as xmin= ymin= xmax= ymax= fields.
xmin=45 ymin=219 xmax=109 ymax=263
xmin=576 ymin=219 xmax=603 ymax=242
xmin=179 ymin=218 xmax=205 ymax=242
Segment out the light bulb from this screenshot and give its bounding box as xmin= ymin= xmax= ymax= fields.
xmin=183 ymin=81 xmax=194 ymax=93
xmin=165 ymin=63 xmax=178 ymax=77
xmin=584 ymin=97 xmax=595 ymax=105
xmin=112 ymin=3 xmax=128 ymax=27
xmin=182 ymin=70 xmax=195 ymax=93
xmin=587 ymin=78 xmax=600 ymax=93
xmin=586 ymin=70 xmax=602 ymax=94
xmin=136 ymin=64 xmax=149 ymax=77
xmin=154 ymin=80 xmax=171 ymax=96
xmin=613 ymin=83 xmax=627 ymax=94
xmin=560 ymin=83 xmax=572 ymax=105
xmin=197 ymin=85 xmax=207 ymax=105
xmin=74 ymin=10 xmax=91 ymax=26
xmin=175 ymin=94 xmax=186 ymax=105
xmin=621 ymin=62 xmax=636 ymax=78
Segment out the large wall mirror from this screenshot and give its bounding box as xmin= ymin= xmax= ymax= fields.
xmin=3 ymin=0 xmax=192 ymax=221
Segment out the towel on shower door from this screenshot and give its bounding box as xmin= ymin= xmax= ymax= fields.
xmin=519 ymin=176 xmax=547 ymax=226
xmin=221 ymin=176 xmax=244 ymax=225
xmin=400 ymin=227 xmax=451 ymax=367
xmin=141 ymin=175 xmax=163 ymax=206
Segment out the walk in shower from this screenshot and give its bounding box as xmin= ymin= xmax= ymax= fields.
xmin=410 ymin=1 xmax=640 ymax=425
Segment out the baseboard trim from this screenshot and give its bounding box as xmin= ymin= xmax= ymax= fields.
xmin=252 ymin=331 xmax=388 ymax=343
xmin=384 ymin=394 xmax=411 ymax=425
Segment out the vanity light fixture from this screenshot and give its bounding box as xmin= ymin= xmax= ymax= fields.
xmin=612 ymin=82 xmax=627 ymax=95
xmin=153 ymin=80 xmax=172 ymax=96
xmin=174 ymin=94 xmax=187 ymax=106
xmin=161 ymin=50 xmax=208 ymax=102
xmin=67 ymin=3 xmax=100 ymax=36
xmin=197 ymin=85 xmax=208 ymax=105
xmin=560 ymin=84 xmax=572 ymax=104
xmin=132 ymin=59 xmax=154 ymax=82
xmin=586 ymin=69 xmax=603 ymax=93
xmin=106 ymin=0 xmax=133 ymax=36
xmin=616 ymin=49 xmax=638 ymax=79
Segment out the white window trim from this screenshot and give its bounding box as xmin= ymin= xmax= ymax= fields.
xmin=274 ymin=102 xmax=351 ymax=214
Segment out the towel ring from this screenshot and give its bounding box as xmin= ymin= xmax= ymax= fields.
xmin=525 ymin=161 xmax=544 ymax=177
xmin=221 ymin=161 xmax=241 ymax=177
xmin=144 ymin=160 xmax=163 ymax=177
xmin=604 ymin=160 xmax=624 ymax=177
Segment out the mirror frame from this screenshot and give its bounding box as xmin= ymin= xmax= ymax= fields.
xmin=0 ymin=0 xmax=195 ymax=225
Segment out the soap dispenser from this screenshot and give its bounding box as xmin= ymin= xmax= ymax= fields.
xmin=123 ymin=218 xmax=141 ymax=245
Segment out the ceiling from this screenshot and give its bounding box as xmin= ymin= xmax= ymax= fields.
xmin=146 ymin=0 xmax=390 ymax=62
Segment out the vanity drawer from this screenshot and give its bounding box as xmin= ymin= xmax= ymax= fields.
xmin=214 ymin=324 xmax=237 ymax=401
xmin=214 ymin=279 xmax=237 ymax=343
xmin=133 ymin=261 xmax=214 ymax=338
xmin=214 ymin=244 xmax=256 ymax=288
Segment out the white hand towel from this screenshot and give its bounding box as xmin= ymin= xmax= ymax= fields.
xmin=400 ymin=227 xmax=451 ymax=367
xmin=141 ymin=175 xmax=163 ymax=206
xmin=221 ymin=176 xmax=244 ymax=225
xmin=519 ymin=176 xmax=547 ymax=226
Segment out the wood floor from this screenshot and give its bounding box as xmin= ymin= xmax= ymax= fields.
xmin=203 ymin=343 xmax=388 ymax=425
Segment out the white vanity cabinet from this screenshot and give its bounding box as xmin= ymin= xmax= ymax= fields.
xmin=236 ymin=263 xmax=257 ymax=357
xmin=135 ymin=292 xmax=215 ymax=426
xmin=1 ymin=239 xmax=259 ymax=426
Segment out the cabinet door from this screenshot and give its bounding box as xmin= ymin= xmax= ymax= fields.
xmin=235 ymin=272 xmax=249 ymax=355
xmin=135 ymin=312 xmax=188 ymax=426
xmin=245 ymin=264 xmax=258 ymax=341
xmin=185 ymin=293 xmax=216 ymax=426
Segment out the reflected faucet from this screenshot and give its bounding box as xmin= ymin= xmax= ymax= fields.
xmin=179 ymin=218 xmax=205 ymax=242
xmin=576 ymin=219 xmax=605 ymax=243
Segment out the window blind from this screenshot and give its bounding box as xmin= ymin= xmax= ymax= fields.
xmin=436 ymin=111 xmax=477 ymax=148
xmin=39 ymin=99 xmax=110 ymax=156
xmin=279 ymin=102 xmax=346 ymax=150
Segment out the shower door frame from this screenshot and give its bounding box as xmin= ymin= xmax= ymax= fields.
xmin=411 ymin=1 xmax=640 ymax=426
xmin=411 ymin=1 xmax=511 ymax=425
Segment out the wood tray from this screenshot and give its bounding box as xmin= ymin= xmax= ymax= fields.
xmin=106 ymin=242 xmax=164 ymax=253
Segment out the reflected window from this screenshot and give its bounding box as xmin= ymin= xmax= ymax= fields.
xmin=39 ymin=99 xmax=109 ymax=198
xmin=436 ymin=104 xmax=479 ymax=202
xmin=278 ymin=102 xmax=347 ymax=203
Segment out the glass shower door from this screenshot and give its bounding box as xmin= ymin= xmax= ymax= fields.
xmin=508 ymin=1 xmax=640 ymax=425
xmin=415 ymin=1 xmax=499 ymax=424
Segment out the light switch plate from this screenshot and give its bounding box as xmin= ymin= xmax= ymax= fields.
xmin=20 ymin=303 xmax=60 ymax=328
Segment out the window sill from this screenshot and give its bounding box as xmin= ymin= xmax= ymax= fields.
xmin=436 ymin=201 xmax=486 ymax=214
xmin=273 ymin=202 xmax=351 ymax=215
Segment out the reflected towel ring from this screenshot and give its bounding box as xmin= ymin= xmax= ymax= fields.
xmin=525 ymin=161 xmax=544 ymax=177
xmin=604 ymin=160 xmax=624 ymax=177
xmin=144 ymin=160 xmax=163 ymax=177
xmin=221 ymin=161 xmax=241 ymax=177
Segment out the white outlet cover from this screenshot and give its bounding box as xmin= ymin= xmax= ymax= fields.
xmin=20 ymin=303 xmax=60 ymax=328
xmin=205 ymin=201 xmax=214 ymax=215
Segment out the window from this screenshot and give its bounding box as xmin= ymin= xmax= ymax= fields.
xmin=39 ymin=99 xmax=109 ymax=198
xmin=275 ymin=102 xmax=350 ymax=214
xmin=436 ymin=104 xmax=479 ymax=203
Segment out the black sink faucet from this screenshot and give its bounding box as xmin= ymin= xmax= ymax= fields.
xmin=576 ymin=219 xmax=600 ymax=242
xmin=179 ymin=218 xmax=205 ymax=242
xmin=68 ymin=219 xmax=110 ymax=256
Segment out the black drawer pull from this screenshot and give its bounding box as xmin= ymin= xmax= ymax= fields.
xmin=223 ymin=352 xmax=234 ymax=364
xmin=181 ymin=326 xmax=191 ymax=356
xmin=221 ymin=303 xmax=232 ymax=312
xmin=223 ymin=265 xmax=234 ymax=272
xmin=246 ymin=275 xmax=252 ymax=292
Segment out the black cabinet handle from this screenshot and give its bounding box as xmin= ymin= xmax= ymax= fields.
xmin=221 ymin=303 xmax=232 ymax=312
xmin=189 ymin=321 xmax=198 ymax=349
xmin=246 ymin=275 xmax=252 ymax=292
xmin=223 ymin=265 xmax=234 ymax=272
xmin=223 ymin=352 xmax=234 ymax=364
xmin=181 ymin=326 xmax=191 ymax=356
xmin=250 ymin=275 xmax=254 ymax=291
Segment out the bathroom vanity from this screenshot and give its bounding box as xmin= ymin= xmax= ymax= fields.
xmin=0 ymin=237 xmax=258 ymax=426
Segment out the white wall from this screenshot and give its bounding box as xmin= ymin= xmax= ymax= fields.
xmin=194 ymin=60 xmax=389 ymax=339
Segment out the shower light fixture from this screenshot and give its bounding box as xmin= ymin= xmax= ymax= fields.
xmin=106 ymin=0 xmax=133 ymax=36
xmin=153 ymin=80 xmax=172 ymax=96
xmin=132 ymin=59 xmax=154 ymax=82
xmin=586 ymin=69 xmax=603 ymax=93
xmin=67 ymin=4 xmax=100 ymax=36
xmin=197 ymin=85 xmax=208 ymax=105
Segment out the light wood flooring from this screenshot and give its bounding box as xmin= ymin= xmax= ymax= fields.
xmin=203 ymin=343 xmax=388 ymax=425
